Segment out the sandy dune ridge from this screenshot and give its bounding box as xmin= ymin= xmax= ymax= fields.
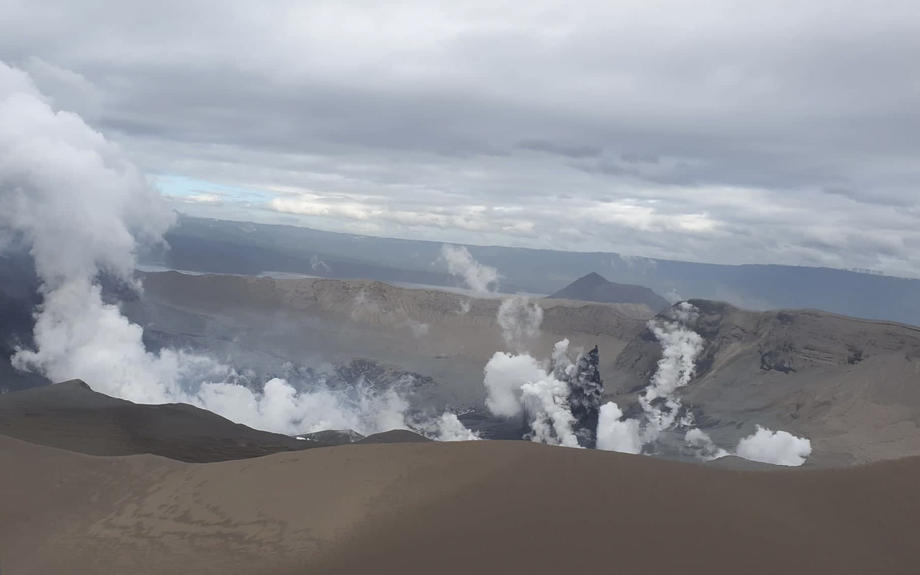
xmin=2 ymin=434 xmax=919 ymax=574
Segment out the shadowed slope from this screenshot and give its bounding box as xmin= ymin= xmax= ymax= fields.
xmin=0 ymin=380 xmax=313 ymax=462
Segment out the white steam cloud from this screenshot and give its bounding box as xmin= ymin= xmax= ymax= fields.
xmin=594 ymin=302 xmax=706 ymax=455
xmin=441 ymin=244 xmax=498 ymax=295
xmin=422 ymin=412 xmax=481 ymax=442
xmin=596 ymin=402 xmax=642 ymax=454
xmin=196 ymin=378 xmax=412 ymax=436
xmin=0 ymin=62 xmax=173 ymax=288
xmin=735 ymin=425 xmax=812 ymax=467
xmin=640 ymin=302 xmax=704 ymax=438
xmin=483 ymin=351 xmax=544 ymax=418
xmin=520 ymin=377 xmax=580 ymax=448
xmin=483 ymin=339 xmax=581 ymax=448
xmin=0 ymin=61 xmax=475 ymax=441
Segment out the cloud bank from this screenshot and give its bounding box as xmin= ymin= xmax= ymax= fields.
xmin=3 ymin=1 xmax=918 ymax=276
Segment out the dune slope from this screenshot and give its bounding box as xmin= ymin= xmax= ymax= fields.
xmin=1 ymin=436 xmax=919 ymax=574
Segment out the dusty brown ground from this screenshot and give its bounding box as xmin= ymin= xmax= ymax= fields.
xmin=2 ymin=434 xmax=919 ymax=575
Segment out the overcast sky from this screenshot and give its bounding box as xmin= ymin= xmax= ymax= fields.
xmin=2 ymin=1 xmax=919 ymax=276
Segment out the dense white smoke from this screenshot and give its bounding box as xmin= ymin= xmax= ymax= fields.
xmin=422 ymin=412 xmax=481 ymax=441
xmin=520 ymin=375 xmax=580 ymax=448
xmin=196 ymin=378 xmax=411 ymax=435
xmin=1 ymin=61 xmax=476 ymax=441
xmin=483 ymin=351 xmax=544 ymax=417
xmin=441 ymin=244 xmax=498 ymax=295
xmin=0 ymin=63 xmax=173 ymax=289
xmin=496 ymin=295 xmax=543 ymax=351
xmin=596 ymin=402 xmax=642 ymax=454
xmin=735 ymin=425 xmax=812 ymax=466
xmin=594 ymin=302 xmax=706 ymax=455
xmin=482 ymin=340 xmax=582 ymax=448
xmin=640 ymin=301 xmax=704 ymax=436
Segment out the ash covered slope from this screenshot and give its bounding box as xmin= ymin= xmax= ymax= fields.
xmin=609 ymin=300 xmax=920 ymax=466
xmin=0 ymin=380 xmax=317 ymax=462
xmin=548 ymin=272 xmax=670 ymax=311
xmin=3 ymin=436 xmax=920 ymax=575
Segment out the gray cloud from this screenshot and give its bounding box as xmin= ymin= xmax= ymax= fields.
xmin=518 ymin=139 xmax=602 ymax=158
xmin=1 ymin=0 xmax=919 ymax=277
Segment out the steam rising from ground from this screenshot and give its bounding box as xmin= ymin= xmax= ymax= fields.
xmin=521 ymin=378 xmax=580 ymax=447
xmin=422 ymin=412 xmax=481 ymax=442
xmin=483 ymin=338 xmax=601 ymax=449
xmin=736 ymin=425 xmax=812 ymax=466
xmin=483 ymin=352 xmax=544 ymax=418
xmin=0 ymin=60 xmax=474 ymax=441
xmin=640 ymin=302 xmax=704 ymax=439
xmin=482 ymin=294 xmax=583 ymax=447
xmin=596 ymin=402 xmax=642 ymax=454
xmin=594 ymin=303 xmax=704 ymax=455
xmin=593 ymin=302 xmax=811 ymax=466
xmin=483 ymin=346 xmax=579 ymax=447
xmin=441 ymin=244 xmax=498 ymax=295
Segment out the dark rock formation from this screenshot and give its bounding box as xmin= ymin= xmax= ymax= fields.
xmin=567 ymin=346 xmax=604 ymax=448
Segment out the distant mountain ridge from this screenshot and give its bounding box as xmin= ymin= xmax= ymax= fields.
xmin=548 ymin=272 xmax=670 ymax=311
xmin=137 ymin=215 xmax=920 ymax=326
